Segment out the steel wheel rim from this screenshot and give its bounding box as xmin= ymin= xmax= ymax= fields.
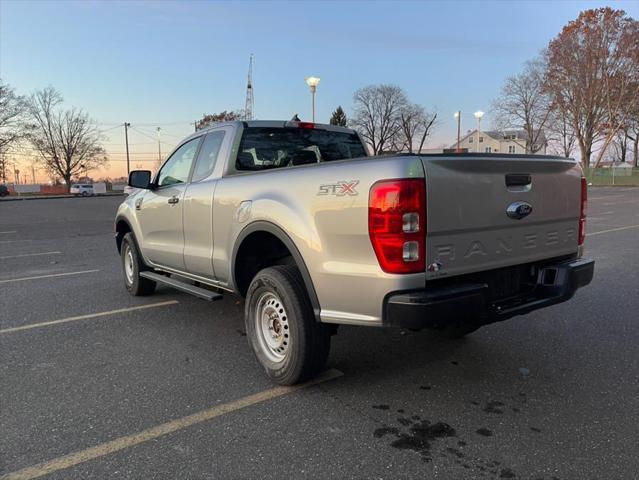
xmin=124 ymin=245 xmax=135 ymax=285
xmin=255 ymin=292 xmax=290 ymax=363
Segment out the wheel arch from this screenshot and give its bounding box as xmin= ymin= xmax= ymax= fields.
xmin=232 ymin=221 xmax=321 ymax=321
xmin=114 ymin=216 xmax=133 ymax=253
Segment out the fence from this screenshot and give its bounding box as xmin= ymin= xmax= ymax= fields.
xmin=583 ymin=166 xmax=639 ymax=186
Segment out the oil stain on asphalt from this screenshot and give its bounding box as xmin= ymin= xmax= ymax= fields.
xmin=370 ymin=384 xmax=566 ymax=478
xmin=374 ymin=418 xmax=456 ymax=462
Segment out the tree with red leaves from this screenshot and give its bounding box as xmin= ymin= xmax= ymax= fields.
xmin=545 ymin=7 xmax=638 ymax=168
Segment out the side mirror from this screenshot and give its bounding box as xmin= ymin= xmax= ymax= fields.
xmin=128 ymin=170 xmax=152 ymax=189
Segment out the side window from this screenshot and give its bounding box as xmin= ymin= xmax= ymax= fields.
xmin=158 ymin=137 xmax=201 ymax=187
xmin=191 ymin=130 xmax=226 ymax=182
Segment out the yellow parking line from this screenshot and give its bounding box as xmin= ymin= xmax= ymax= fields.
xmin=0 ymin=269 xmax=99 ymax=284
xmin=0 ymin=300 xmax=179 ymax=335
xmin=587 ymin=225 xmax=639 ymax=237
xmin=0 ymin=368 xmax=343 ymax=480
xmin=0 ymin=251 xmax=62 ymax=260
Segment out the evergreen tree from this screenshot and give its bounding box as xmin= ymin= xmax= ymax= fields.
xmin=329 ymin=106 xmax=348 ymax=126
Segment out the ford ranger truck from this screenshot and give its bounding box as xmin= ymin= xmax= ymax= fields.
xmin=115 ymin=120 xmax=594 ymax=385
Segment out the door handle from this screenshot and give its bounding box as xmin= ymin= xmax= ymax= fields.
xmin=505 ymin=173 xmax=531 ymax=187
xmin=168 ymin=196 xmax=179 ymax=205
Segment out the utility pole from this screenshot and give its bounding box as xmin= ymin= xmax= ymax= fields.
xmin=156 ymin=127 xmax=162 ymax=170
xmin=474 ymin=111 xmax=484 ymax=153
xmin=0 ymin=154 xmax=6 ymax=183
xmin=31 ymin=164 xmax=36 ymax=184
xmin=124 ymin=122 xmax=131 ymax=174
xmin=454 ymin=111 xmax=461 ymax=152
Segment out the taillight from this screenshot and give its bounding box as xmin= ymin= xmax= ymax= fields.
xmin=369 ymin=179 xmax=426 ymax=274
xmin=578 ymin=176 xmax=587 ymax=246
xmin=285 ymin=121 xmax=315 ymax=129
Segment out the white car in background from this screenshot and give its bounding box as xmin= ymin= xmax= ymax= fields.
xmin=70 ymin=184 xmax=95 ymax=196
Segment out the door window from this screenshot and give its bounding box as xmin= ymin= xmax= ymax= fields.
xmin=191 ymin=130 xmax=226 ymax=182
xmin=157 ymin=137 xmax=201 ymax=187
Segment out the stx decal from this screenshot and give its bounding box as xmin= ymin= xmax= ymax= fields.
xmin=317 ymin=180 xmax=360 ymax=196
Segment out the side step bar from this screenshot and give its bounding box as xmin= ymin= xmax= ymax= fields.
xmin=140 ymin=271 xmax=223 ymax=301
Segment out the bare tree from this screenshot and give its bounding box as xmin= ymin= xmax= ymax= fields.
xmin=28 ymin=87 xmax=106 ymax=191
xmin=546 ymin=104 xmax=578 ymax=158
xmin=0 ymin=80 xmax=30 ymax=156
xmin=627 ymin=120 xmax=639 ymax=167
xmin=350 ymin=84 xmax=408 ymax=155
xmin=621 ymin=94 xmax=639 ymax=167
xmin=492 ymin=56 xmax=551 ymax=154
xmin=546 ymin=7 xmax=639 ymax=168
xmin=195 ymin=110 xmax=244 ymax=131
xmin=397 ymin=104 xmax=438 ymax=153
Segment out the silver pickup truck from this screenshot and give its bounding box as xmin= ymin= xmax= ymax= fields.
xmin=115 ymin=120 xmax=594 ymax=385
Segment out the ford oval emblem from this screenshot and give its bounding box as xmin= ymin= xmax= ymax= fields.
xmin=506 ymin=201 xmax=533 ymax=220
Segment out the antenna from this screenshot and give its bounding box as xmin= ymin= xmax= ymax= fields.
xmin=244 ymin=54 xmax=254 ymax=120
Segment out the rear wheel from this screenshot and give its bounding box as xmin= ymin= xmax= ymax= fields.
xmin=245 ymin=265 xmax=331 ymax=385
xmin=121 ymin=233 xmax=156 ymax=296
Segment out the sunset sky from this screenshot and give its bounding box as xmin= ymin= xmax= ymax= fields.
xmin=1 ymin=0 xmax=637 ymax=181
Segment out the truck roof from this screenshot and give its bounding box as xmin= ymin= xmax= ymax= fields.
xmin=189 ymin=120 xmax=356 ymax=139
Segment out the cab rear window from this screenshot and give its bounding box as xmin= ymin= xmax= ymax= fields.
xmin=236 ymin=127 xmax=367 ymax=171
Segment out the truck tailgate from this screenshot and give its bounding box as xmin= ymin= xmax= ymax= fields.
xmin=422 ymin=155 xmax=583 ymax=280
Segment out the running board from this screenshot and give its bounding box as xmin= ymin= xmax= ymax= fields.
xmin=140 ymin=272 xmax=223 ymax=301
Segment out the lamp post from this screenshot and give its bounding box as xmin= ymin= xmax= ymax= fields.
xmin=305 ymin=76 xmax=321 ymax=122
xmin=454 ymin=111 xmax=461 ymax=152
xmin=474 ymin=110 xmax=484 ymax=153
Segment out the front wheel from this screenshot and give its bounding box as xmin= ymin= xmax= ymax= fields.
xmin=121 ymin=233 xmax=156 ymax=296
xmin=245 ymin=265 xmax=331 ymax=385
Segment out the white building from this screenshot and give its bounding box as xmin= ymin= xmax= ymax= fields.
xmin=450 ymin=129 xmax=547 ymax=155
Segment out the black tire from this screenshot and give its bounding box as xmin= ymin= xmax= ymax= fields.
xmin=245 ymin=265 xmax=331 ymax=385
xmin=81 ymin=191 xmax=88 ymax=197
xmin=121 ymin=232 xmax=156 ymax=296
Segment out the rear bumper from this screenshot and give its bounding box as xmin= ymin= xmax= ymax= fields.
xmin=385 ymin=258 xmax=594 ymax=329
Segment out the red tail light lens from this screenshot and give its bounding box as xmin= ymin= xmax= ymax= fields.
xmin=286 ymin=121 xmax=315 ymax=129
xmin=578 ymin=176 xmax=587 ymax=246
xmin=369 ymin=179 xmax=426 ymax=274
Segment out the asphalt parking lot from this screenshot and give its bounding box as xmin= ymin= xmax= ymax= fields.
xmin=1 ymin=188 xmax=638 ymax=480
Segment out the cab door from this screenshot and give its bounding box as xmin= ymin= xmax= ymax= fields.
xmin=137 ymin=136 xmax=202 ymax=270
xmin=183 ymin=127 xmax=233 ymax=279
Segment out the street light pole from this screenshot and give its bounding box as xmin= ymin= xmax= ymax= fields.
xmin=124 ymin=122 xmax=131 ymax=175
xmin=454 ymin=111 xmax=461 ymax=152
xmin=305 ymin=76 xmax=321 ymax=122
xmin=474 ymin=111 xmax=484 ymax=153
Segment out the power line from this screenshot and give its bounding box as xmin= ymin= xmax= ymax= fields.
xmin=131 ymin=125 xmax=182 ymax=142
xmin=92 ymin=120 xmax=194 ymax=127
xmin=97 ymin=125 xmax=123 ymax=133
xmin=129 ymin=126 xmax=161 ymax=142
